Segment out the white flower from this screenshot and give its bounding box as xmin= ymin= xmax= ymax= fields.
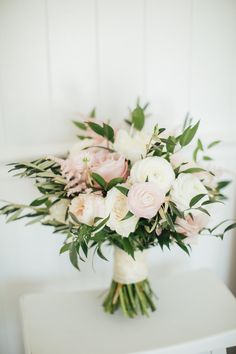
xmin=69 ymin=139 xmax=94 ymax=158
xmin=170 ymin=173 xmax=208 ymax=211
xmin=48 ymin=199 xmax=70 ymax=224
xmin=69 ymin=194 xmax=105 ymax=226
xmin=114 ymin=129 xmax=150 ymax=163
xmin=105 ymin=187 xmax=139 ymax=237
xmin=130 ymin=156 xmax=175 ymax=193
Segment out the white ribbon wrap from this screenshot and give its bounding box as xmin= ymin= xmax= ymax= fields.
xmin=113 ymin=246 xmax=148 ymax=284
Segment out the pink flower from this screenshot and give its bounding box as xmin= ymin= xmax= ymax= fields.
xmin=91 ymin=152 xmax=129 ymax=183
xmin=175 ymin=211 xmax=210 ymax=244
xmin=127 ymin=182 xmax=165 ymax=219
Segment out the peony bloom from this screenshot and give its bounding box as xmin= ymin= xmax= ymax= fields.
xmin=91 ymin=152 xmax=128 ymax=183
xmin=130 ymin=156 xmax=175 ymax=194
xmin=114 ymin=129 xmax=150 ymax=163
xmin=69 ymin=193 xmax=105 ymax=226
xmin=170 ymin=173 xmax=208 ymax=211
xmin=105 ymin=187 xmax=139 ymax=237
xmin=128 ymin=182 xmax=165 ymax=219
xmin=175 ymin=211 xmax=210 ymax=244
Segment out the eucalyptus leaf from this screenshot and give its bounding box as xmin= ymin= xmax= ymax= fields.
xmin=132 ymin=106 xmax=145 ymax=130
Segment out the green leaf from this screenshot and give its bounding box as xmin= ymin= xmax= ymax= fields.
xmin=181 ymin=167 xmax=205 ymax=174
xmin=132 ymin=106 xmax=145 ymax=130
xmin=107 ymin=177 xmax=125 ymax=190
xmin=6 ymin=209 xmax=22 ymax=223
xmin=203 ymin=156 xmax=213 ymax=161
xmin=176 ymin=240 xmax=190 ymax=255
xmin=121 ymin=239 xmax=135 ymax=258
xmin=30 ymin=197 xmax=48 ymax=207
xmin=26 ymin=215 xmax=45 ymax=225
xmin=169 ymin=202 xmax=184 ymax=218
xmin=217 ymin=180 xmax=231 ymax=190
xmin=73 ymin=121 xmax=87 ymax=130
xmin=103 ymin=123 xmax=114 ymax=142
xmin=69 ymin=212 xmax=80 ymax=225
xmin=224 ymin=222 xmax=236 ymax=233
xmin=115 ymin=185 xmax=129 ymax=196
xmin=91 ymin=172 xmax=107 ymax=189
xmin=97 ymin=246 xmax=108 ymax=261
xmin=166 ymin=136 xmax=176 ymax=153
xmin=179 ymin=121 xmax=200 ymax=147
xmin=121 ymin=211 xmax=134 ymax=221
xmin=208 ymin=140 xmax=221 ymax=149
xmin=87 ymin=121 xmax=104 ymax=137
xmin=93 ymin=214 xmax=110 ymax=232
xmin=189 ymin=194 xmax=206 ymax=208
xmin=60 ymin=243 xmax=71 ymax=254
xmin=197 ymin=139 xmax=204 ymax=151
xmin=89 ymin=107 xmax=96 ymax=118
xmin=69 ymin=242 xmax=80 ymax=270
xmin=165 ymin=213 xmax=175 ymax=232
xmin=198 ymin=207 xmax=210 ymax=216
xmin=81 ymin=241 xmax=88 ymax=258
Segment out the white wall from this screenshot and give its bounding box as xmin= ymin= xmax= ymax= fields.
xmin=0 ymin=0 xmax=236 ymax=353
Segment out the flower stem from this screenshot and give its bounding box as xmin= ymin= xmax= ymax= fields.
xmin=102 ymin=279 xmax=157 ymax=318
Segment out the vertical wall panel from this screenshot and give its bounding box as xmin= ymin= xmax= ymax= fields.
xmin=47 ymin=0 xmax=97 ymax=142
xmin=0 ymin=0 xmax=51 ymax=146
xmin=145 ymin=0 xmax=192 ymax=129
xmin=97 ymin=0 xmax=144 ymax=123
xmin=191 ymin=0 xmax=236 ymax=141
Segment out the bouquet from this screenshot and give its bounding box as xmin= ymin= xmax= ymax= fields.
xmin=1 ymin=102 xmax=235 ymax=318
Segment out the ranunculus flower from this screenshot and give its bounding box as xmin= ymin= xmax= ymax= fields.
xmin=69 ymin=193 xmax=105 ymax=226
xmin=130 ymin=156 xmax=175 ymax=194
xmin=105 ymin=187 xmax=139 ymax=237
xmin=175 ymin=211 xmax=210 ymax=244
xmin=128 ymin=182 xmax=165 ymax=219
xmin=92 ymin=152 xmax=128 ymax=183
xmin=170 ymin=173 xmax=208 ymax=211
xmin=114 ymin=129 xmax=150 ymax=163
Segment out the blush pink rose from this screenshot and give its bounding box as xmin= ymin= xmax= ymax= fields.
xmin=127 ymin=182 xmax=165 ymax=219
xmin=91 ymin=152 xmax=129 ymax=183
xmin=175 ymin=211 xmax=210 ymax=244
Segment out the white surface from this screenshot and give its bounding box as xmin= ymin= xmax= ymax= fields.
xmin=0 ymin=1 xmax=236 ymax=354
xmin=20 ymin=270 xmax=236 ymax=354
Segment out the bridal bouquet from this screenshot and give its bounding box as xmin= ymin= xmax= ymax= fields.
xmin=1 ymin=102 xmax=235 ymax=318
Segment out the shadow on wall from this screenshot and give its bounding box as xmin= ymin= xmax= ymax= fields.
xmin=228 ymin=182 xmax=236 ymax=296
xmin=229 ymin=231 xmax=236 ymax=296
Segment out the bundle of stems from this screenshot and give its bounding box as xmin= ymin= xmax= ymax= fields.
xmin=102 ymin=279 xmax=157 ymax=318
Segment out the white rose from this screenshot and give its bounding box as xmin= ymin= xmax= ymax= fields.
xmin=69 ymin=139 xmax=94 ymax=158
xmin=48 ymin=199 xmax=70 ymax=224
xmin=170 ymin=173 xmax=209 ymax=211
xmin=105 ymin=187 xmax=139 ymax=237
xmin=69 ymin=194 xmax=105 ymax=226
xmin=130 ymin=156 xmax=175 ymax=194
xmin=114 ymin=129 xmax=150 ymax=163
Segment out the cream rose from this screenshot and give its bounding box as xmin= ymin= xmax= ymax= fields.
xmin=170 ymin=173 xmax=208 ymax=211
xmin=105 ymin=187 xmax=139 ymax=237
xmin=130 ymin=156 xmax=175 ymax=193
xmin=114 ymin=129 xmax=150 ymax=163
xmin=69 ymin=193 xmax=105 ymax=226
xmin=47 ymin=199 xmax=70 ymax=224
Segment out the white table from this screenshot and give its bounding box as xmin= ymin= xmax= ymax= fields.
xmin=20 ymin=269 xmax=236 ymax=354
